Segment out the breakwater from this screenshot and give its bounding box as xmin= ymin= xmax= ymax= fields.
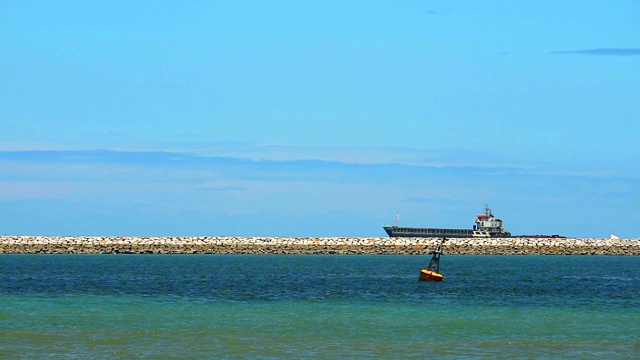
xmin=1 ymin=236 xmax=638 ymax=255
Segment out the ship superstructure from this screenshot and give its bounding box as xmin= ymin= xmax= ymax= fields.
xmin=383 ymin=205 xmax=512 ymax=238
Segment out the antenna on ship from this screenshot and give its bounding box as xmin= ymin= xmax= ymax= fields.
xmin=395 ymin=213 xmax=400 ymax=227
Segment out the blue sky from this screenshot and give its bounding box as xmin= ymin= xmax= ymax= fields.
xmin=1 ymin=1 xmax=639 ymax=237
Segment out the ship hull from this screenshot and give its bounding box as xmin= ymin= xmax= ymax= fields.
xmin=383 ymin=226 xmax=511 ymax=238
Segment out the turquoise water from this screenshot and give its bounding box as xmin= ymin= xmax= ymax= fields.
xmin=1 ymin=255 xmax=639 ymax=359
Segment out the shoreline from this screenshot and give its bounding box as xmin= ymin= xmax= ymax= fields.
xmin=1 ymin=236 xmax=639 ymax=255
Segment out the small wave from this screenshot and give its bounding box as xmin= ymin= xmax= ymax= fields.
xmin=562 ymin=275 xmax=637 ymax=282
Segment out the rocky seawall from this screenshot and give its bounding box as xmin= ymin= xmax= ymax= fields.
xmin=1 ymin=236 xmax=639 ymax=255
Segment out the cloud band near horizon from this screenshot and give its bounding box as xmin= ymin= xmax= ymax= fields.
xmin=550 ymin=48 xmax=640 ymax=57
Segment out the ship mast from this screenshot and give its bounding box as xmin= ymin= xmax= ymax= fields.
xmin=484 ymin=203 xmax=491 ymax=216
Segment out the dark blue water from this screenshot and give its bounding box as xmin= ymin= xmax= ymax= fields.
xmin=1 ymin=255 xmax=639 ymax=358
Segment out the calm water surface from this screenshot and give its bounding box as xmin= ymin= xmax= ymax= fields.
xmin=1 ymin=255 xmax=639 ymax=359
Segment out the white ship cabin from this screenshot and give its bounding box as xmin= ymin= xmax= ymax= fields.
xmin=472 ymin=207 xmax=507 ymax=236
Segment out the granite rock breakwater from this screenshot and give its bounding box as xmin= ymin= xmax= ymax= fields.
xmin=1 ymin=236 xmax=638 ymax=255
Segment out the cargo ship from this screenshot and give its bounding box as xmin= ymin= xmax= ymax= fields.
xmin=383 ymin=205 xmax=511 ymax=238
xmin=383 ymin=205 xmax=566 ymax=238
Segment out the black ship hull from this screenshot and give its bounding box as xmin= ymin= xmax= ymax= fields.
xmin=383 ymin=226 xmax=511 ymax=238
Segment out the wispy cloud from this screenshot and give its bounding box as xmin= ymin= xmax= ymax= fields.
xmin=0 ymin=141 xmax=527 ymax=168
xmin=425 ymin=8 xmax=449 ymax=16
xmin=0 ymin=181 xmax=74 ymax=200
xmin=81 ymin=131 xmax=128 ymax=138
xmin=550 ymin=48 xmax=640 ymax=57
xmin=196 ymin=184 xmax=250 ymax=192
xmin=1 ymin=148 xmax=638 ymax=237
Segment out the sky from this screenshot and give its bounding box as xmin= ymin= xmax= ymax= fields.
xmin=1 ymin=1 xmax=639 ymax=238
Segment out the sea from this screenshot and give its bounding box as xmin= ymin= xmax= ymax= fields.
xmin=1 ymin=254 xmax=639 ymax=359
